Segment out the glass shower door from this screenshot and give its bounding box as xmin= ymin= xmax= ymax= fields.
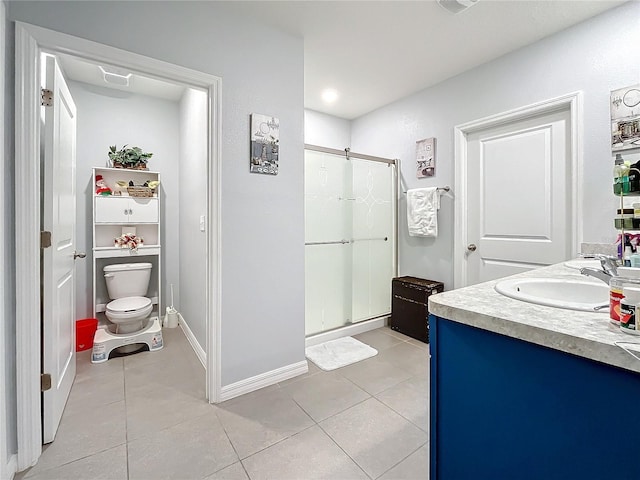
xmin=305 ymin=148 xmax=395 ymax=337
xmin=305 ymin=149 xmax=352 ymax=335
xmin=350 ymin=158 xmax=394 ymax=323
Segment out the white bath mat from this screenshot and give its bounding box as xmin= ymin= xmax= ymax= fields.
xmin=305 ymin=336 xmax=378 ymax=371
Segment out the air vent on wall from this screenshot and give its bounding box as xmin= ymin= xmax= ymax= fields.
xmin=437 ymin=0 xmax=479 ymax=15
xmin=99 ymin=66 xmax=132 ymax=87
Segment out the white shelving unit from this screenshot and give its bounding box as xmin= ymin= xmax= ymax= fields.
xmin=92 ymin=167 xmax=162 ymax=323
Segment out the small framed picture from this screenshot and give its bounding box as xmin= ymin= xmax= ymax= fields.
xmin=611 ymin=84 xmax=640 ymax=152
xmin=250 ymin=113 xmax=279 ymax=175
xmin=416 ymin=137 xmax=436 ymax=178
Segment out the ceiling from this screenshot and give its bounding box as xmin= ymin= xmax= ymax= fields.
xmin=221 ymin=0 xmax=627 ymax=119
xmin=59 ymin=1 xmax=627 ymax=120
xmin=57 ymin=53 xmax=186 ymax=101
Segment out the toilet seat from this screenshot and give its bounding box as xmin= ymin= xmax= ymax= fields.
xmin=106 ymin=296 xmax=152 ymax=321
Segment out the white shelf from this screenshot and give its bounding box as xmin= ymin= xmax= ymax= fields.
xmin=95 ymin=167 xmax=160 ymax=174
xmin=95 ymin=196 xmax=158 ymax=224
xmin=93 ymin=167 xmax=162 ymax=317
xmin=93 ymin=245 xmax=161 ymax=258
xmin=95 ymin=221 xmax=158 ymax=227
xmin=94 ymin=194 xmax=159 ymax=199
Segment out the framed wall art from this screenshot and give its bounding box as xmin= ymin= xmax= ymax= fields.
xmin=250 ymin=113 xmax=280 ymax=175
xmin=416 ymin=137 xmax=436 ymax=178
xmin=611 ymin=84 xmax=640 ymax=152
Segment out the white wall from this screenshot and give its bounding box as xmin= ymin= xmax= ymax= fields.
xmin=350 ymin=2 xmax=640 ymax=290
xmin=68 ymin=81 xmax=180 ymax=320
xmin=304 ymin=109 xmax=351 ymax=150
xmin=8 ymin=0 xmax=305 ymax=387
xmin=178 ymin=88 xmax=208 ymax=347
xmin=2 ymin=0 xmax=17 ymax=471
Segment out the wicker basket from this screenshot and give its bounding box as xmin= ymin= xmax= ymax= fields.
xmin=127 ymin=186 xmax=154 ymax=197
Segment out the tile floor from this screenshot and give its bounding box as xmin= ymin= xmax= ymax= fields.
xmin=16 ymin=326 xmax=429 ymax=480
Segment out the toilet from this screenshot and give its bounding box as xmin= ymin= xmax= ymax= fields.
xmin=103 ymin=262 xmax=153 ymax=334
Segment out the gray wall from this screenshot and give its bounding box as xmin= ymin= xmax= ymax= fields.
xmin=68 ymin=81 xmax=180 ymax=322
xmin=7 ymin=1 xmax=305 ymax=387
xmin=304 ymin=110 xmax=351 ymax=150
xmin=2 ymin=0 xmax=17 ymax=463
xmin=349 ymin=1 xmax=640 ymax=290
xmin=178 ymin=88 xmax=208 ymax=347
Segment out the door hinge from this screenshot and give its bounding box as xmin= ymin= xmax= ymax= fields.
xmin=41 ymin=373 xmax=52 ymax=392
xmin=41 ymin=88 xmax=53 ymax=107
xmin=41 ymin=231 xmax=52 ymax=249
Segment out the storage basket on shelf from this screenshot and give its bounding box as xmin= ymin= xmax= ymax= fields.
xmin=127 ymin=186 xmax=154 ymax=197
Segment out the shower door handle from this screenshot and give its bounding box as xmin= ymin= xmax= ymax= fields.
xmin=305 ymin=239 xmax=351 ymax=246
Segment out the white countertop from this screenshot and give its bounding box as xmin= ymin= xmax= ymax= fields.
xmin=428 ymin=262 xmax=640 ymax=374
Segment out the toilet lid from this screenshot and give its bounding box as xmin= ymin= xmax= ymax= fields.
xmin=106 ymin=296 xmax=151 ymax=313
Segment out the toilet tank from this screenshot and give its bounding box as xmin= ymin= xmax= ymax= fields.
xmin=103 ymin=262 xmax=152 ymax=299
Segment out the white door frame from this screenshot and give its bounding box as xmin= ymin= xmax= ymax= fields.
xmin=14 ymin=22 xmax=222 ymax=470
xmin=453 ymin=92 xmax=583 ymax=289
xmin=0 ymin=2 xmax=14 ymax=478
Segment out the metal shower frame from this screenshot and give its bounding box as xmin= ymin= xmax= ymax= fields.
xmin=304 ymin=144 xmax=400 ymax=324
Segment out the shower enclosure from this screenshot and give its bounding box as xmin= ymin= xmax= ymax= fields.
xmin=305 ymin=145 xmax=397 ymax=337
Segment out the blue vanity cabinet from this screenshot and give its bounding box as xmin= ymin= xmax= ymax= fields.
xmin=429 ymin=314 xmax=640 ymax=480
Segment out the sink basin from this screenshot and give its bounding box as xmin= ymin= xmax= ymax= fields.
xmin=563 ymin=259 xmax=602 ymax=270
xmin=494 ymin=277 xmax=609 ymax=312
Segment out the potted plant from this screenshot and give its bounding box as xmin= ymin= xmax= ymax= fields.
xmin=108 ymin=145 xmax=153 ymax=170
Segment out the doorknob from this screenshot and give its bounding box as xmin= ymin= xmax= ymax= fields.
xmin=73 ymin=251 xmax=86 ymax=259
xmin=467 ymin=244 xmax=477 ymax=252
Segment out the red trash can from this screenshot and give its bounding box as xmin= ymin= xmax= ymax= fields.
xmin=76 ymin=318 xmax=98 ymax=352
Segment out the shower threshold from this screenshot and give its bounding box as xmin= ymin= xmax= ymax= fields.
xmin=305 ymin=315 xmax=389 ymax=348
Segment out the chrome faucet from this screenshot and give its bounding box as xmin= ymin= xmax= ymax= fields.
xmin=579 ymin=254 xmax=620 ymax=284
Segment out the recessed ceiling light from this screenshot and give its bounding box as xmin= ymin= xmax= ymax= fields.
xmin=99 ymin=66 xmax=132 ymax=86
xmin=322 ymin=88 xmax=339 ymax=103
xmin=437 ymin=0 xmax=479 ymax=15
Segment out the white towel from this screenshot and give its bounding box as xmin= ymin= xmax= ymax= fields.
xmin=407 ymin=187 xmax=440 ymax=237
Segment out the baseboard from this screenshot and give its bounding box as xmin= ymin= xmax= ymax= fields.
xmin=305 ymin=316 xmax=388 ymax=347
xmin=219 ymin=360 xmax=309 ymax=402
xmin=177 ymin=313 xmax=206 ymax=369
xmin=5 ymin=454 xmax=17 ymax=479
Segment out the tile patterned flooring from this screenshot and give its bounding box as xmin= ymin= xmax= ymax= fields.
xmin=17 ymin=326 xmax=429 ymax=480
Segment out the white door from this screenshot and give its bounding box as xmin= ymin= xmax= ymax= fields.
xmin=463 ymin=107 xmax=572 ymax=286
xmin=42 ymin=55 xmax=78 ymax=443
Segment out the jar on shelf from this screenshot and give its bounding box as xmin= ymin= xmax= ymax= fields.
xmin=615 ymin=208 xmax=634 ymax=229
xmin=621 ymin=284 xmax=640 ymax=335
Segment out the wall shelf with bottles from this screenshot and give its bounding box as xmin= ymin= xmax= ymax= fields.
xmin=614 ymin=162 xmax=640 ymax=264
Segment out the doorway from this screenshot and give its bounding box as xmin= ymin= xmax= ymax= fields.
xmin=57 ymin=52 xmax=208 ymax=355
xmin=15 ymin=22 xmax=222 ymax=471
xmin=453 ymin=93 xmax=583 ymax=288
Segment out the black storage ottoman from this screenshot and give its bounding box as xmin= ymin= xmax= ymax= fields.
xmin=390 ymin=276 xmax=444 ymax=343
